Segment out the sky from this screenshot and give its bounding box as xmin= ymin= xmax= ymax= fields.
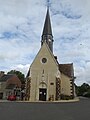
xmin=0 ymin=0 xmax=90 ymax=85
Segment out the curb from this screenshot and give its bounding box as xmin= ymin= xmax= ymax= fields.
xmin=17 ymin=97 xmax=80 ymax=103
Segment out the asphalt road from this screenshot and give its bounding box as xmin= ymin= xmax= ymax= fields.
xmin=0 ymin=97 xmax=90 ymax=120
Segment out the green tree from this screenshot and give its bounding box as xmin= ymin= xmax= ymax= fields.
xmin=7 ymin=70 xmax=25 ymax=84
xmin=76 ymin=83 xmax=90 ymax=96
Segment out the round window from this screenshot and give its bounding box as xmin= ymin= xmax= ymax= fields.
xmin=42 ymin=58 xmax=47 ymax=63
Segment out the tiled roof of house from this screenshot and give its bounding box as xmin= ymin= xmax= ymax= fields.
xmin=59 ymin=63 xmax=74 ymax=78
xmin=0 ymin=74 xmax=21 ymax=88
xmin=0 ymin=74 xmax=14 ymax=82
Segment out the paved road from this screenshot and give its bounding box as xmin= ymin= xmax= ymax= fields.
xmin=0 ymin=97 xmax=90 ymax=120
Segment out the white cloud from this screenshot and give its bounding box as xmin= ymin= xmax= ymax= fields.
xmin=75 ymin=61 xmax=90 ymax=85
xmin=10 ymin=64 xmax=30 ymax=76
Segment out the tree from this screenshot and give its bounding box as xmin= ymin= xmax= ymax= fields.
xmin=76 ymin=83 xmax=90 ymax=97
xmin=7 ymin=70 xmax=25 ymax=84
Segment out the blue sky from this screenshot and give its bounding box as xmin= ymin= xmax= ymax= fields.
xmin=0 ymin=0 xmax=90 ymax=85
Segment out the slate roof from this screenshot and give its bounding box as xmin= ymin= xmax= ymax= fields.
xmin=0 ymin=74 xmax=14 ymax=82
xmin=59 ymin=63 xmax=74 ymax=78
xmin=42 ymin=8 xmax=52 ymax=35
xmin=26 ymin=68 xmax=30 ymax=78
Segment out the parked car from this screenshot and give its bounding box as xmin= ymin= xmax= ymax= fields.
xmin=7 ymin=95 xmax=16 ymax=101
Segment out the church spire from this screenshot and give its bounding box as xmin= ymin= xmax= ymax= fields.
xmin=41 ymin=7 xmax=54 ymax=53
xmin=42 ymin=7 xmax=52 ymax=35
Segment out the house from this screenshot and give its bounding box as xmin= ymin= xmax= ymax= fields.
xmin=0 ymin=74 xmax=21 ymax=99
xmin=25 ymin=8 xmax=76 ymax=101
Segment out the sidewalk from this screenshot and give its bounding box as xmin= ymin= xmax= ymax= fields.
xmin=18 ymin=97 xmax=79 ymax=103
xmin=0 ymin=97 xmax=79 ymax=103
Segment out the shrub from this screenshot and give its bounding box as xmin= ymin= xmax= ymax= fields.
xmin=60 ymin=94 xmax=73 ymax=100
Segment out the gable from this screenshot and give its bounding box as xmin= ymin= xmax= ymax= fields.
xmin=0 ymin=74 xmax=21 ymax=87
xmin=6 ymin=74 xmax=21 ymax=88
xmin=30 ymin=42 xmax=58 ymax=72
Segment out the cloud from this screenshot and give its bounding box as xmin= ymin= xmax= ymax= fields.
xmin=75 ymin=61 xmax=90 ymax=85
xmin=10 ymin=64 xmax=30 ymax=76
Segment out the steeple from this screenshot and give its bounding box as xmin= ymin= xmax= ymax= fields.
xmin=42 ymin=8 xmax=52 ymax=35
xmin=41 ymin=7 xmax=54 ymax=53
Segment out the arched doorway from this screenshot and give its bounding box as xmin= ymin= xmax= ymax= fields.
xmin=39 ymin=82 xmax=47 ymax=101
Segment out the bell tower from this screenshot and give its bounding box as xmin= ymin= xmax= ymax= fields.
xmin=41 ymin=7 xmax=54 ymax=53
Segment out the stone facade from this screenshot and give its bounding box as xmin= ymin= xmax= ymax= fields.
xmin=29 ymin=43 xmax=59 ymax=101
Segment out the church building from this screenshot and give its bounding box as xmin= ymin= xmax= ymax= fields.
xmin=25 ymin=8 xmax=76 ymax=101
